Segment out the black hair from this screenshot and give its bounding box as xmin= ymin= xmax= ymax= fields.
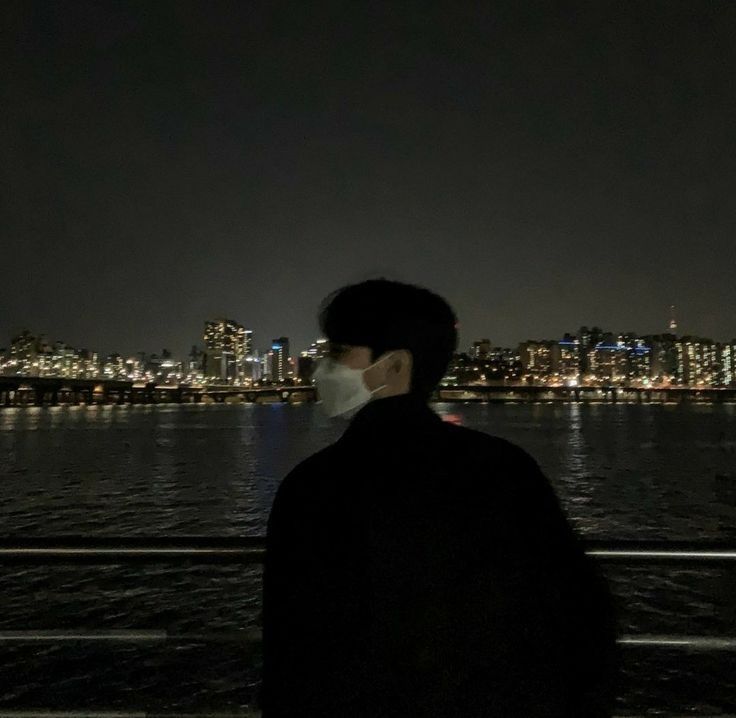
xmin=318 ymin=279 xmax=458 ymax=399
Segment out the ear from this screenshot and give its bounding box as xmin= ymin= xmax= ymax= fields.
xmin=392 ymin=349 xmax=413 ymax=378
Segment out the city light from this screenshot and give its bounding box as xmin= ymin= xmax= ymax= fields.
xmin=1 ymin=325 xmax=735 ymax=390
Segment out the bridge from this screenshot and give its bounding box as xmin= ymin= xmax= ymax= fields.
xmin=434 ymin=384 xmax=736 ymax=403
xmin=0 ymin=377 xmax=316 ymax=407
xmin=1 ymin=378 xmax=735 ymax=407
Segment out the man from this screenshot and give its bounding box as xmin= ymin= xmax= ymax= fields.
xmin=261 ymin=279 xmax=619 ymax=717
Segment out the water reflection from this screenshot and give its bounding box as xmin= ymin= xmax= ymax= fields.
xmin=0 ymin=402 xmax=734 ymax=539
xmin=1 ymin=402 xmax=735 ymax=711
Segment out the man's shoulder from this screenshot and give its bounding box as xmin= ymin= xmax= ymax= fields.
xmin=275 ymin=443 xmax=340 ymax=496
xmin=293 ymin=442 xmax=342 ymax=472
xmin=275 ymin=422 xmax=540 ymax=499
xmin=440 ymin=421 xmax=537 ymax=465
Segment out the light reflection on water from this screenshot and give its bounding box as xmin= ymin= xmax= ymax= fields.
xmin=0 ymin=402 xmax=735 ymax=711
xmin=1 ymin=401 xmax=735 ymax=538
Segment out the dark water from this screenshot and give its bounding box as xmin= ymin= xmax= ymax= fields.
xmin=1 ymin=402 xmax=735 ymax=714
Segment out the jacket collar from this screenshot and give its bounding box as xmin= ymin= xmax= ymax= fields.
xmin=339 ymin=393 xmax=442 ymax=442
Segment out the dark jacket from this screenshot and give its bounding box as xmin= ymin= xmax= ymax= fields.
xmin=261 ymin=394 xmax=619 ymax=717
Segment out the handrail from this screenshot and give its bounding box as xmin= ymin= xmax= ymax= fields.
xmin=0 ymin=713 xmax=262 ymax=718
xmin=0 ymin=536 xmax=265 ymax=564
xmin=1 ymin=537 xmax=734 ymax=716
xmin=584 ymin=538 xmax=736 ymax=565
xmin=0 ymin=629 xmax=735 ymax=652
xmin=0 ymin=537 xmax=735 ymax=564
xmin=0 ymin=714 xmax=730 ymax=718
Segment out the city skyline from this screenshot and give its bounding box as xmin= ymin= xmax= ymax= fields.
xmin=0 ymin=305 xmax=724 ymax=357
xmin=3 ymin=2 xmax=736 ymax=361
xmin=5 ymin=312 xmax=736 ymax=372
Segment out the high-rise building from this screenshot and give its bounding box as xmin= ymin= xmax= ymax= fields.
xmin=49 ymin=341 xmax=80 ymax=378
xmin=188 ymin=345 xmax=204 ymax=374
xmin=298 ymin=339 xmax=329 ymax=382
xmin=551 ymin=336 xmax=580 ymax=384
xmin=157 ymin=349 xmax=181 ymax=384
xmin=9 ymin=330 xmax=38 ymax=375
xmin=245 ymin=348 xmax=262 ymax=383
xmin=578 ymin=326 xmax=604 ymax=378
xmin=103 ymin=353 xmax=126 ymax=380
xmin=470 ymin=339 xmax=492 ymax=360
xmin=78 ymin=349 xmax=100 ymax=379
xmin=718 ymin=342 xmax=736 ymax=386
xmin=625 ymin=338 xmax=651 ymax=383
xmin=645 ymin=334 xmax=678 ymax=384
xmin=244 ymin=330 xmax=254 ymax=360
xmin=260 ymin=350 xmax=273 ymax=382
xmin=675 ymin=341 xmax=686 ymax=384
xmin=519 ymin=341 xmax=554 ymax=383
xmin=302 ymin=339 xmax=328 ymax=361
xmin=588 ymin=335 xmax=628 ymax=384
xmin=271 ymin=337 xmax=291 ymax=383
xmin=236 ymin=330 xmax=255 ymax=382
xmin=204 ymin=319 xmax=248 ymax=383
xmin=677 ymin=336 xmax=717 ymax=386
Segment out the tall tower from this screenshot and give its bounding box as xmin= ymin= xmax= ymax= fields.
xmin=669 ymin=305 xmax=678 ymax=332
xmin=270 ymin=337 xmax=291 ymax=383
xmin=203 ymin=318 xmax=247 ymax=382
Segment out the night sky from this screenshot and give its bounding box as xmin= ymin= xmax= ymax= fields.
xmin=3 ymin=1 xmax=735 ymax=358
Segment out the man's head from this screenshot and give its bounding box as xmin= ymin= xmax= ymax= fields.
xmin=317 ymin=279 xmax=458 ymax=401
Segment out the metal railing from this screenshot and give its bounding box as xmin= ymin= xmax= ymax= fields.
xmin=1 ymin=537 xmax=735 ymax=717
xmin=1 ymin=536 xmax=736 ymax=565
xmin=1 ymin=536 xmax=734 ymax=649
xmin=0 ymin=536 xmax=265 ymax=564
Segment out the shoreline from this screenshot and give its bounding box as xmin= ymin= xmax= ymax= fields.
xmin=2 ymin=397 xmax=735 ymax=408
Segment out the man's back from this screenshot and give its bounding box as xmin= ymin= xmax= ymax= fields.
xmin=261 ymin=395 xmax=618 ymax=717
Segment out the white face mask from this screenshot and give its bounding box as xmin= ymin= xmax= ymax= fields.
xmin=312 ymin=352 xmax=395 ymax=418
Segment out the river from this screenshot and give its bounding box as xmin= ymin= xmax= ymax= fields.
xmin=0 ymin=401 xmax=735 ymax=714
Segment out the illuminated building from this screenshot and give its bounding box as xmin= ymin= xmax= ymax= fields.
xmin=78 ymin=350 xmax=100 ymax=379
xmin=646 ymin=334 xmax=678 ymax=384
xmin=48 ymin=342 xmax=81 ymax=378
xmin=9 ymin=330 xmax=38 ymax=376
xmin=245 ymin=348 xmax=263 ymax=383
xmin=244 ymin=330 xmax=254 ymax=361
xmin=124 ymin=356 xmax=142 ymax=380
xmin=156 ymin=350 xmax=182 ymax=384
xmin=204 ymin=319 xmax=248 ymax=383
xmin=588 ymin=336 xmax=628 ymax=384
xmin=188 ymin=346 xmax=204 ymax=375
xmin=551 ymin=337 xmax=580 ymax=384
xmin=619 ymin=336 xmax=652 ymax=384
xmin=262 ymin=349 xmax=273 ymax=381
xmin=298 ymin=339 xmax=328 ymax=382
xmin=578 ymin=326 xmax=603 ymax=377
xmin=304 ymin=338 xmax=329 ymax=360
xmin=271 ymin=337 xmax=290 ymax=383
xmin=442 ymin=343 xmax=519 ymax=385
xmin=675 ymin=342 xmax=685 ymax=384
xmin=470 ymin=339 xmax=492 ymax=360
xmin=5 ymin=331 xmax=100 ymax=379
xmin=718 ymin=342 xmax=736 ymax=386
xmin=677 ymin=336 xmax=718 ymax=386
xmin=520 ymin=341 xmax=554 ymax=384
xmin=442 ymin=353 xmax=481 ymax=385
xmin=103 ymin=353 xmax=126 ymax=380
xmin=441 ymin=355 xmax=461 ymax=385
